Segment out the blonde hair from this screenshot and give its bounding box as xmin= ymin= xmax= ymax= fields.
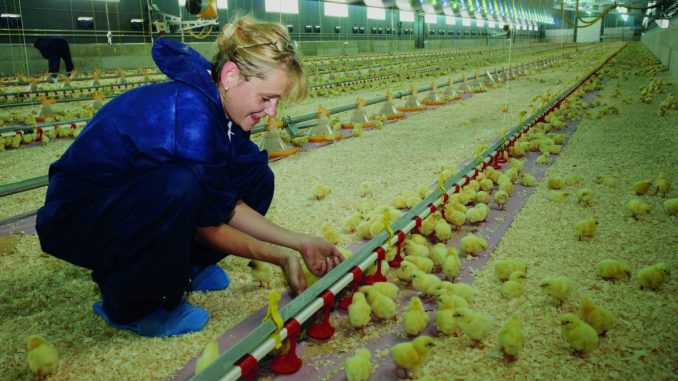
xmin=212 ymin=16 xmax=307 ymax=102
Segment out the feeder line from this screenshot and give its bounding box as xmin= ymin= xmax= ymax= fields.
xmin=186 ymin=42 xmax=626 ymax=381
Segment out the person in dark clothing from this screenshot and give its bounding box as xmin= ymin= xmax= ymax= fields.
xmin=35 ymin=17 xmax=343 ymax=338
xmin=33 ymin=36 xmax=75 ymax=78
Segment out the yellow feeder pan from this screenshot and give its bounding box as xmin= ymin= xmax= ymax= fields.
xmin=378 ymin=91 xmax=406 ymax=120
xmin=422 ymin=83 xmax=448 ymax=106
xmin=398 ymin=95 xmax=427 ymax=112
xmin=258 ymin=124 xmax=299 ymax=158
xmin=341 ymin=96 xmax=376 ymax=129
xmin=307 ymin=106 xmax=343 ymax=142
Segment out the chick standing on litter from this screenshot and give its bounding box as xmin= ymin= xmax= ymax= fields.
xmin=633 ymin=179 xmax=653 ymax=195
xmin=365 ymin=287 xmax=397 ymax=321
xmin=637 ymin=262 xmax=671 ymax=290
xmin=453 ymin=307 xmax=494 ymax=346
xmin=575 ymin=217 xmax=599 ymax=240
xmin=628 ymin=199 xmax=651 ymax=220
xmin=438 ymin=281 xmax=474 ymax=303
xmin=391 ymin=336 xmax=436 ymax=379
xmin=441 ymin=249 xmax=462 ymax=281
xmin=493 ymin=190 xmax=509 ymax=209
xmin=576 ymin=188 xmax=593 ymax=206
xmin=655 ymin=172 xmax=671 ymax=197
xmin=540 ymin=276 xmax=573 ymax=306
xmin=348 ymin=292 xmax=372 ymax=335
xmin=247 ymin=260 xmax=275 ymax=288
xmin=402 ymin=296 xmax=431 ymax=336
xmin=344 ymin=348 xmax=373 ymax=381
xmin=596 ymin=259 xmax=631 ymax=280
xmin=500 ymin=271 xmax=526 ymax=299
xmin=320 ymin=223 xmax=341 ymax=245
xmin=560 ymin=313 xmax=598 ymax=354
xmin=579 ymin=297 xmax=615 ymax=335
xmin=195 ymin=340 xmax=219 ymax=375
xmin=360 ymin=282 xmax=398 ymax=301
xmin=460 ymin=233 xmax=488 ymax=255
xmin=497 ymin=316 xmax=525 ymax=362
xmin=664 ymin=198 xmax=678 ymax=215
xmin=313 ymin=184 xmax=331 ymax=200
xmin=494 ymin=259 xmax=528 ymax=282
xmin=26 ymin=335 xmax=59 ymax=381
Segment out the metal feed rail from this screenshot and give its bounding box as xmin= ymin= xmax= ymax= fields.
xmin=189 ymin=43 xmax=627 ymax=381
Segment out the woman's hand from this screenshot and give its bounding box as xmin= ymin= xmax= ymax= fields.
xmin=281 ymin=253 xmax=306 ymax=294
xmin=298 ymin=235 xmax=344 ymax=277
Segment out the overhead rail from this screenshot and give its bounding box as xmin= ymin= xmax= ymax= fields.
xmin=191 ymin=42 xmax=628 ymax=381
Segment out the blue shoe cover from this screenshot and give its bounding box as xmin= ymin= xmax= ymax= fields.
xmin=190 ymin=265 xmax=230 ymax=292
xmin=92 ymin=300 xmax=209 ymax=337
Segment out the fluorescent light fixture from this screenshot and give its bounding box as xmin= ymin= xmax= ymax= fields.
xmin=364 ymin=0 xmax=383 ymax=7
xmin=443 ymin=5 xmax=454 ymax=16
xmin=324 ymin=2 xmax=348 ymax=17
xmin=655 ymin=18 xmax=669 ymax=28
xmin=178 ymin=0 xmax=186 ymax=6
xmin=476 ymin=17 xmax=485 ymax=27
xmin=617 ymin=6 xmax=627 ymax=13
xmin=488 ymin=20 xmax=496 ymax=28
xmin=396 ymin=0 xmax=413 ymax=11
xmin=425 ymin=13 xmax=437 ymax=24
xmin=78 ymin=16 xmax=94 ymax=21
xmin=422 ymin=3 xmax=436 ymax=13
xmin=462 ymin=17 xmax=471 ymax=26
xmin=445 ymin=15 xmax=456 ymax=25
xmin=622 ymin=14 xmax=628 ymax=21
xmin=216 ymin=0 xmax=228 ymax=9
xmin=265 ymin=0 xmax=299 ymax=14
xmin=1 ymin=13 xmax=20 ymax=18
xmin=400 ymin=10 xmax=415 ymax=22
xmin=367 ymin=6 xmax=386 ymax=20
xmin=130 ymin=18 xmax=144 ymax=23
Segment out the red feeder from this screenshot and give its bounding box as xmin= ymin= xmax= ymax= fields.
xmin=338 ymin=267 xmax=364 ymax=310
xmin=236 ymin=354 xmax=259 ymax=381
xmin=454 ymin=184 xmax=461 ymax=193
xmin=412 ymin=216 xmax=422 ymax=234
xmin=427 ymin=203 xmax=437 ymax=214
xmin=389 ymin=231 xmax=406 ymax=268
xmin=270 ymin=320 xmax=303 ymax=375
xmin=307 ymin=291 xmax=336 ymax=340
xmin=364 ymin=247 xmax=387 ymax=285
xmin=36 ymin=128 xmax=43 ymax=142
xmin=464 ymin=175 xmax=471 ymax=185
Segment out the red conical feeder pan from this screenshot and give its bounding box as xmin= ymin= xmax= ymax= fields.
xmin=398 ymin=84 xmax=427 ymax=112
xmin=364 ymin=247 xmax=387 ymax=285
xmin=307 ymin=291 xmax=336 ymax=340
xmin=388 ymin=231 xmax=406 ymax=268
xmin=339 ymin=267 xmax=364 ymax=310
xmin=307 ymin=105 xmax=343 ymax=143
xmin=379 ymin=90 xmax=405 ymax=120
xmin=236 ymin=354 xmax=259 ymax=381
xmin=341 ymin=97 xmax=377 ymax=129
xmin=270 ymin=320 xmax=303 ymax=375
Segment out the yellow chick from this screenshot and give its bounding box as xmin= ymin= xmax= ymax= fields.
xmin=521 ymin=173 xmax=537 ymax=187
xmin=540 ymin=277 xmax=573 ymax=305
xmin=437 ymin=281 xmax=474 ymax=304
xmin=344 ymin=348 xmax=373 ymax=381
xmin=411 ymin=270 xmax=442 ymax=297
xmin=365 ymin=259 xmax=389 ymax=278
xmin=655 ymin=173 xmax=671 ymax=197
xmin=303 ymin=266 xmax=320 ymax=288
xmin=560 ymin=313 xmax=598 ymax=354
xmin=403 ymin=296 xmax=430 ymax=336
xmin=430 ymin=243 xmax=449 ymax=269
xmin=497 ymin=316 xmax=525 ymax=362
xmin=26 ymin=335 xmax=59 ymax=381
xmin=596 ymin=259 xmax=631 ymax=280
xmin=343 ymin=212 xmax=363 ymax=234
xmin=536 ymin=153 xmax=550 ymax=164
xmin=360 ymin=182 xmax=373 ymax=198
xmin=321 ymin=223 xmax=341 ymax=245
xmin=493 ymin=190 xmax=509 ymax=209
xmin=628 ymin=199 xmax=651 ymax=220
xmin=419 ymin=213 xmax=439 ymax=236
xmin=453 ymin=308 xmax=494 ymax=345
xmin=465 ymin=206 xmax=486 ymax=224
xmin=547 ymin=190 xmax=568 ymax=202
xmin=313 ymin=184 xmax=331 ymax=200
xmin=405 ymin=240 xmax=431 ymax=258
xmin=479 ymin=178 xmax=494 ymax=192
xmin=575 ymin=217 xmax=599 ymax=240
xmin=475 ymin=191 xmax=490 ymax=204
xmin=247 ymin=260 xmax=275 ymax=288
xmin=444 ymin=208 xmax=466 ymax=229
xmin=547 ymin=176 xmax=565 ymax=190
xmin=637 ymin=262 xmax=671 ymax=290
xmin=441 ymin=251 xmax=461 ymax=281
xmin=579 ymin=297 xmax=615 ymax=335
xmin=360 ymin=282 xmax=398 ymax=301
xmin=433 ymin=219 xmax=453 ymax=242
xmin=195 ymin=340 xmax=219 ymax=375
xmin=338 ymin=247 xmax=353 ymax=260
xmin=494 ymin=259 xmax=528 ymax=281
xmin=404 ymin=256 xmax=434 ymax=274
xmin=664 ymin=198 xmax=678 ymax=215
xmin=436 ymin=292 xmax=468 ymax=310
xmin=348 ymin=292 xmax=372 ymax=334
xmin=391 ymin=336 xmax=436 ymax=379
xmin=633 ymin=179 xmax=653 ymax=195
xmin=367 ymin=287 xmax=397 ymax=321
xmin=460 ymin=233 xmax=488 ymax=256
xmin=409 ymin=234 xmax=431 ymax=247
xmin=576 ymin=188 xmax=593 ymax=206
xmin=397 ymin=261 xmax=417 ymax=283
xmin=434 ymin=307 xmax=459 ymax=336
xmin=500 ymin=271 xmax=526 ymax=299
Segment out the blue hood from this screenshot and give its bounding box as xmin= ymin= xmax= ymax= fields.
xmin=151 ymin=38 xmax=222 ymax=111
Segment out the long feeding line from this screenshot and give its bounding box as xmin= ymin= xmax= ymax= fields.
xmin=190 ymin=44 xmax=625 ymax=381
